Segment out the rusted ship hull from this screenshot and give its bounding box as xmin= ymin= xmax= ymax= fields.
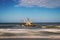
xmin=24 ymin=24 xmax=36 ymax=27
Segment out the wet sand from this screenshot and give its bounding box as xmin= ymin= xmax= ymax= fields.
xmin=0 ymin=38 xmax=51 ymax=40
xmin=0 ymin=38 xmax=60 ymax=40
xmin=0 ymin=36 xmax=60 ymax=40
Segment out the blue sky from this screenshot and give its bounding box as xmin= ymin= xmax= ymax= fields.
xmin=0 ymin=0 xmax=60 ymax=23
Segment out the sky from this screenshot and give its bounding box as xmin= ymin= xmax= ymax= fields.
xmin=0 ymin=0 xmax=60 ymax=23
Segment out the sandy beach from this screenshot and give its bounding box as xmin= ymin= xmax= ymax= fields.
xmin=0 ymin=29 xmax=60 ymax=40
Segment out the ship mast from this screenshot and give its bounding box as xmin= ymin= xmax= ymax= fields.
xmin=25 ymin=18 xmax=32 ymax=26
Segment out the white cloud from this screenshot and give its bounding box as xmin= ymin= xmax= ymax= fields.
xmin=14 ymin=0 xmax=60 ymax=8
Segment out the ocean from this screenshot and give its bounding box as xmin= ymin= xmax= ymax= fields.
xmin=0 ymin=23 xmax=60 ymax=29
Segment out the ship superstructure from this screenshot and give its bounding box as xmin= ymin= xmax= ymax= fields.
xmin=22 ymin=18 xmax=36 ymax=27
